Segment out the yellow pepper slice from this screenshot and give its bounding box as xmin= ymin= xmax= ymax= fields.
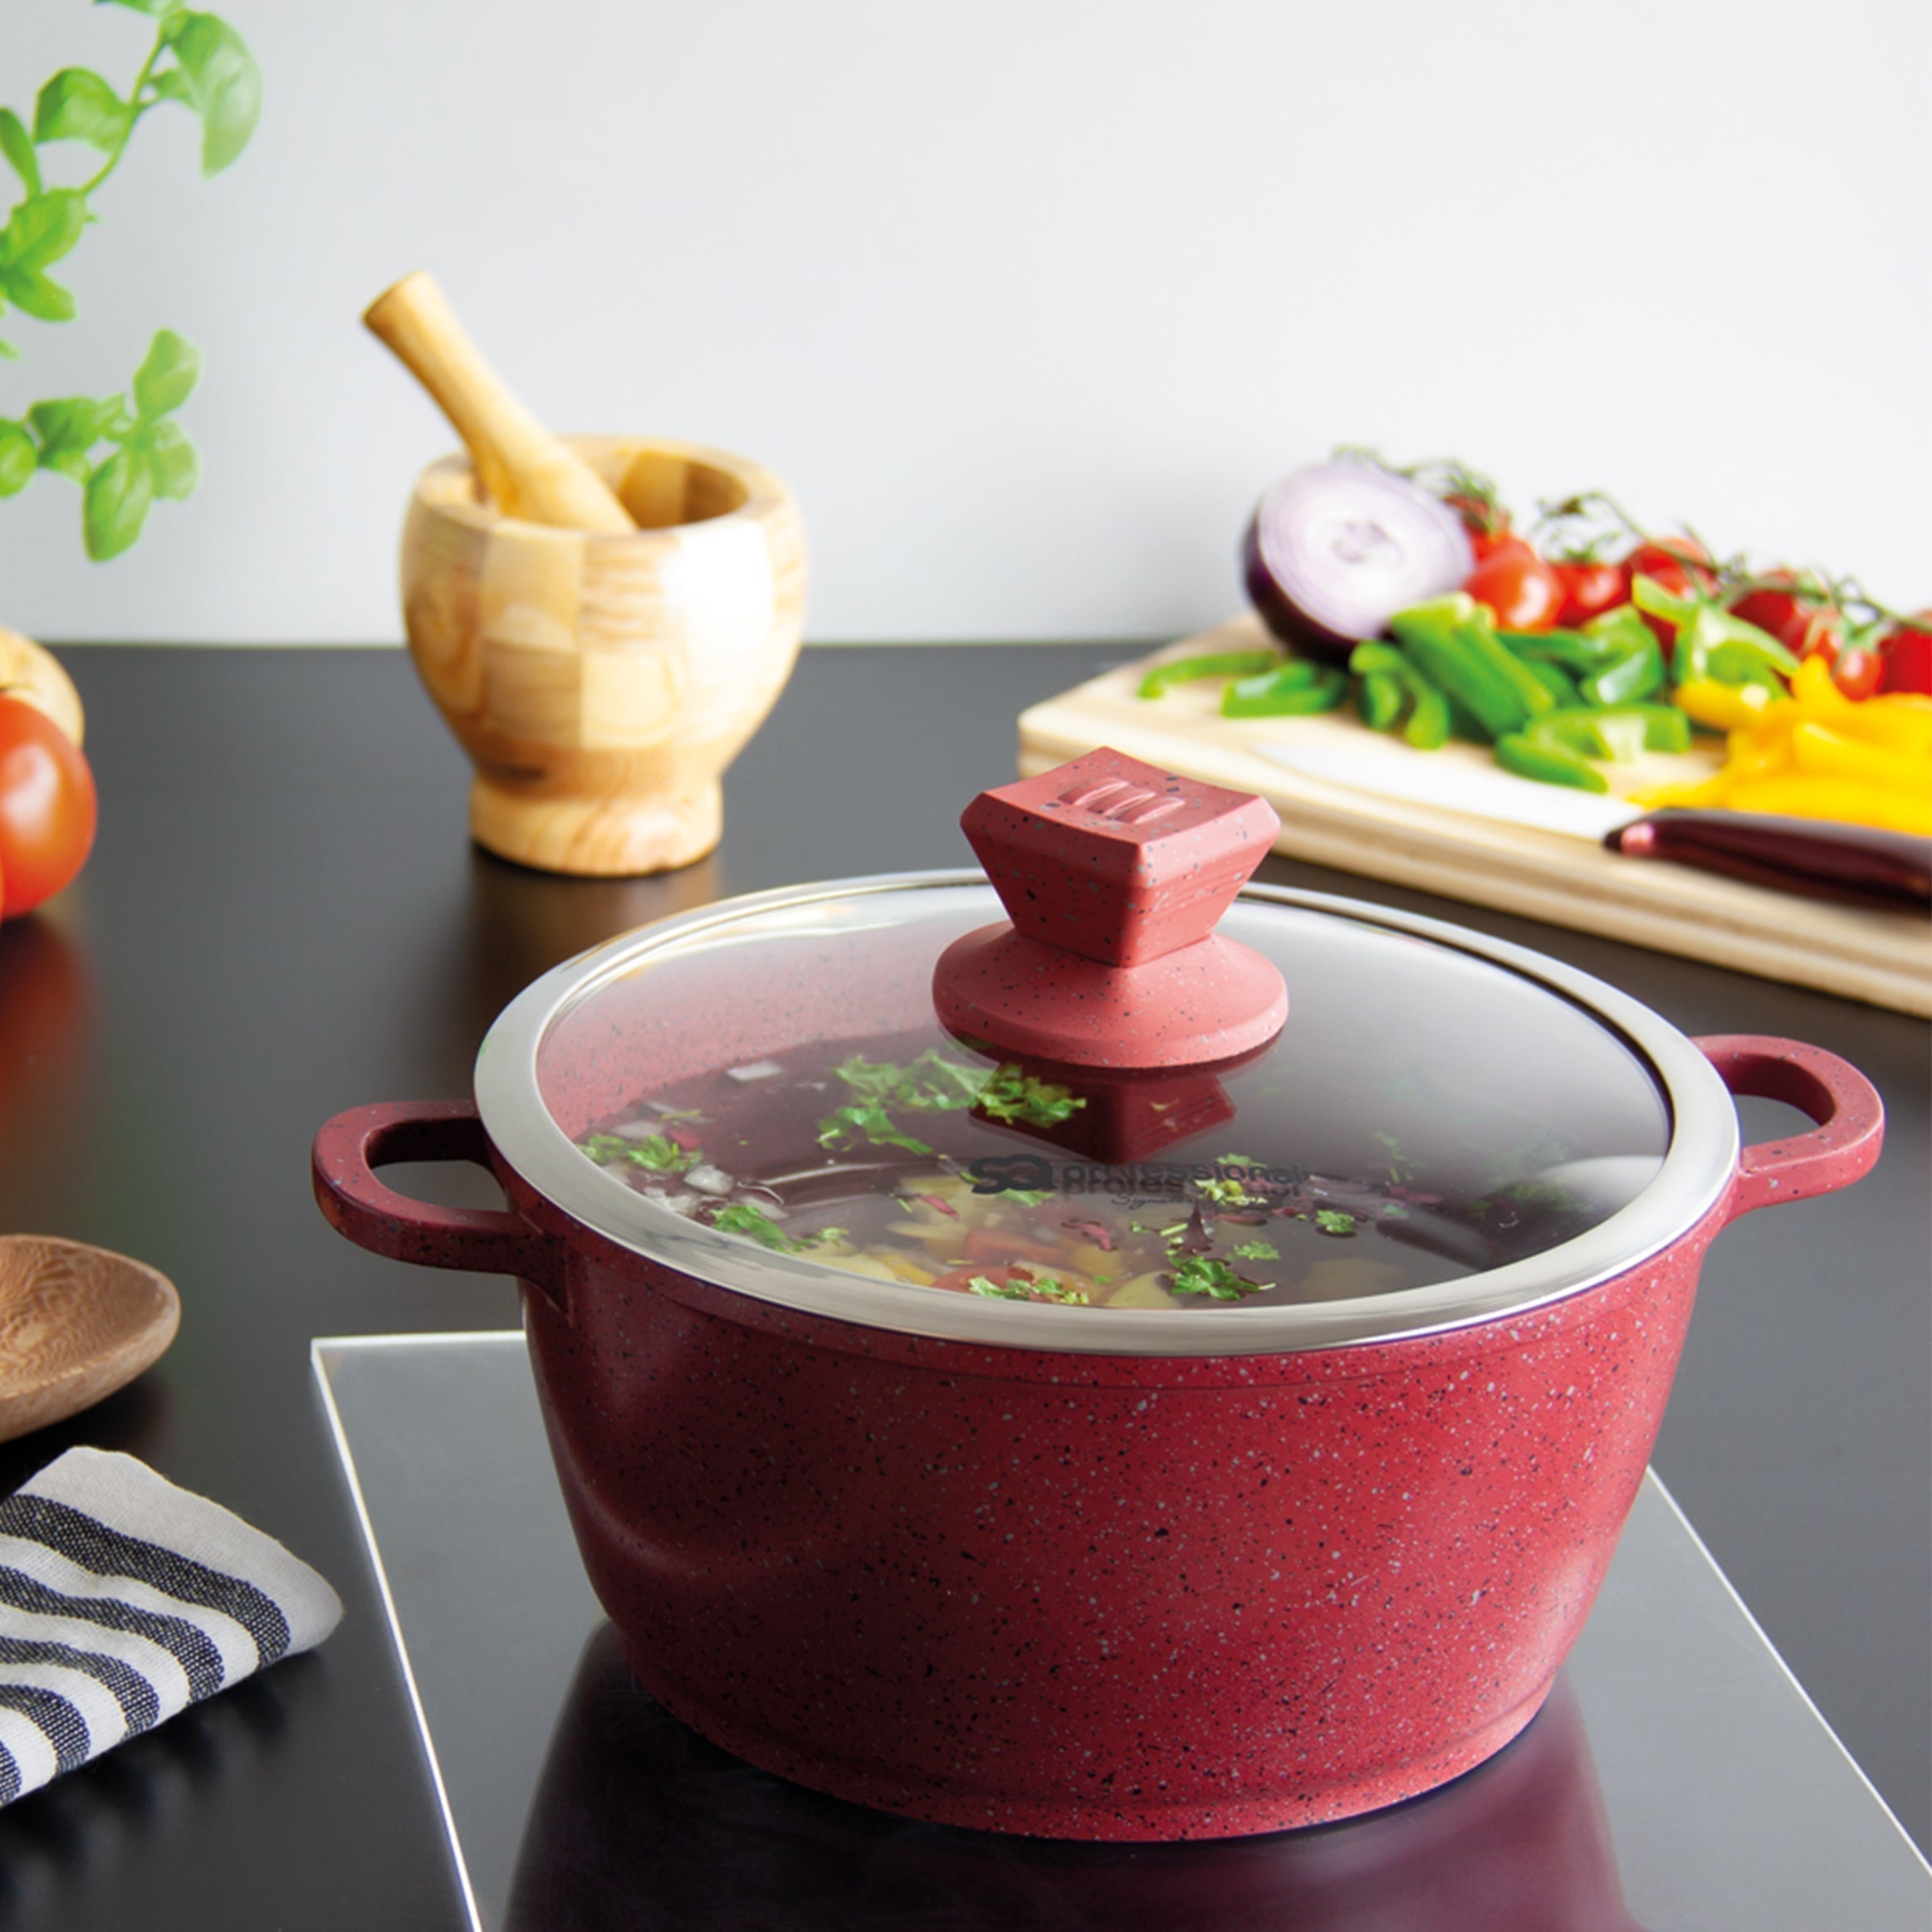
xmin=1788 ymin=655 xmax=1851 ymax=715
xmin=1723 ymin=775 xmax=1932 ymax=835
xmin=1790 ymin=720 xmax=1932 ymax=797
xmin=1674 ymin=677 xmax=1777 ymax=732
xmin=1811 ymin=698 xmax=1932 ymax=758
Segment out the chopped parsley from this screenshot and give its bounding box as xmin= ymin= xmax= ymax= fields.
xmin=1373 ymin=1130 xmax=1412 ymax=1182
xmin=1230 ymin=1239 xmax=1279 ymax=1261
xmin=1168 ymin=1255 xmax=1264 ymax=1302
xmin=1313 ymin=1209 xmax=1358 ymax=1236
xmin=580 ymin=1132 xmax=699 ymax=1173
xmin=816 ymin=1103 xmax=934 ymax=1157
xmin=976 ymin=1064 xmax=1086 ymax=1127
xmin=711 ymin=1202 xmax=795 ymax=1249
xmin=711 ymin=1202 xmax=845 ymax=1254
xmin=968 ymin=1271 xmax=1088 ymax=1305
xmin=833 ymin=1049 xmax=986 ymax=1113
xmin=966 ymin=1274 xmax=1032 ymax=1301
xmin=813 ymin=1051 xmax=1086 ymax=1157
xmin=1196 ymin=1176 xmax=1250 ymax=1206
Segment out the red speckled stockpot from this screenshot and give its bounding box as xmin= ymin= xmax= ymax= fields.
xmin=313 ymin=875 xmax=1882 ymax=1842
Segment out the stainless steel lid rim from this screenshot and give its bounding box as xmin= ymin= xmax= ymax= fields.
xmin=475 ymin=873 xmax=1740 ymax=1359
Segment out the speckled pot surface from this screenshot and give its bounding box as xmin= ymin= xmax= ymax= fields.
xmin=312 ymin=873 xmax=1884 ymax=1841
xmin=510 ymin=1185 xmax=1714 ymax=1838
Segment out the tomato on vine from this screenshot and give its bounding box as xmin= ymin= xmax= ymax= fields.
xmin=1729 ymin=572 xmax=1838 ymax=658
xmin=1551 ymin=559 xmax=1626 ymax=628
xmin=1829 ymin=645 xmax=1884 ymax=702
xmin=1880 ymin=614 xmax=1932 ymax=696
xmin=1624 ymin=536 xmax=1714 ymax=655
xmin=1465 ymin=537 xmax=1563 ymax=632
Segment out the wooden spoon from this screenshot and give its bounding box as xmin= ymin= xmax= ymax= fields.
xmin=363 ymin=270 xmax=634 ymax=533
xmin=0 ymin=1236 xmax=179 ymax=1444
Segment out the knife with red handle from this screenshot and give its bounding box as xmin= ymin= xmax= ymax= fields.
xmin=1607 ymin=810 xmax=1930 ymax=913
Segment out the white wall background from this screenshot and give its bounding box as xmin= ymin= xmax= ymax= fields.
xmin=2 ymin=0 xmax=1928 ymax=645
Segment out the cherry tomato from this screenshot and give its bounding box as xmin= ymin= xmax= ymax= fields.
xmin=1623 ymin=536 xmax=1716 ymax=595
xmin=1551 ymin=559 xmax=1626 ymax=628
xmin=1879 ymin=614 xmax=1932 ymax=696
xmin=1437 ymin=490 xmax=1517 ymax=565
xmin=1465 ymin=526 xmax=1519 ymax=565
xmin=1829 ymin=646 xmax=1883 ymax=701
xmin=1465 ymin=537 xmax=1564 ymax=633
xmin=1623 ymin=536 xmax=1714 ymax=654
xmin=0 ymin=695 xmax=96 ymax=917
xmin=1729 ymin=575 xmax=1839 ymax=662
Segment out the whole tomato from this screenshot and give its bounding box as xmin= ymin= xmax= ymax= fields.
xmin=0 ymin=694 xmax=96 ymax=917
xmin=1465 ymin=537 xmax=1564 ymax=633
xmin=1880 ymin=614 xmax=1932 ymax=696
xmin=1551 ymin=559 xmax=1626 ymax=628
xmin=1624 ymin=536 xmax=1715 ymax=654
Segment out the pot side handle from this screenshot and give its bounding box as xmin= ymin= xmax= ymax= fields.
xmin=1695 ymin=1035 xmax=1884 ymax=1220
xmin=312 ymin=1101 xmax=562 ymax=1303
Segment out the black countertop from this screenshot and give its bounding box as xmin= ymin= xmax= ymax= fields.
xmin=0 ymin=643 xmax=1922 ymax=1928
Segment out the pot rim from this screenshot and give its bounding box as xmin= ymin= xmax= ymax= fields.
xmin=474 ymin=873 xmax=1739 ymax=1357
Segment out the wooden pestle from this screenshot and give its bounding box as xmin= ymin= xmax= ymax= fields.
xmin=363 ymin=271 xmax=633 ymax=532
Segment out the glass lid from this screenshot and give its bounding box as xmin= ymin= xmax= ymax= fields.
xmin=479 ymin=872 xmax=1739 ymax=1356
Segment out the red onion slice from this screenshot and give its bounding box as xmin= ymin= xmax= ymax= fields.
xmin=1243 ymin=461 xmax=1474 ymax=663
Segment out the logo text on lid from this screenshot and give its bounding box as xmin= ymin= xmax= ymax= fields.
xmin=1055 ymin=778 xmax=1185 ymax=826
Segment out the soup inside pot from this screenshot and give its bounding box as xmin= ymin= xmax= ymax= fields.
xmin=574 ymin=1020 xmax=1661 ymax=1311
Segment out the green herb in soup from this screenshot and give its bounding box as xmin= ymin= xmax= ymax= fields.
xmin=574 ymin=1031 xmax=1621 ymax=1311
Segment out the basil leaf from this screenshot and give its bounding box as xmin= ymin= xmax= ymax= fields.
xmin=27 ymin=397 xmax=108 ymax=480
xmin=0 ymin=421 xmax=36 ymax=496
xmin=1 ymin=190 xmax=92 ymax=275
xmin=0 ymin=111 xmax=40 ymax=198
xmin=134 ymin=417 xmax=198 ymax=500
xmin=32 ymin=69 xmax=130 ymax=153
xmin=85 ymin=447 xmax=154 ymax=559
xmin=165 ymin=14 xmax=262 ymax=175
xmin=132 ymin=329 xmax=198 ymax=418
xmin=0 ymin=265 xmax=76 ymax=323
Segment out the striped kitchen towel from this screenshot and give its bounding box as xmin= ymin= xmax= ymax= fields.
xmin=0 ymin=1446 xmax=341 ymax=1805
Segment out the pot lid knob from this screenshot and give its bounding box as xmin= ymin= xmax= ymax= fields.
xmin=932 ymin=747 xmax=1289 ymax=1069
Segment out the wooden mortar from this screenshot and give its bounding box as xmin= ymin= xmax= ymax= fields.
xmin=400 ymin=438 xmax=806 ymax=875
xmin=368 ymin=271 xmax=806 ymax=875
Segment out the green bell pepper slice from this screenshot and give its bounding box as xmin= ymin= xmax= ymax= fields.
xmin=1517 ymin=655 xmax=1583 ymax=708
xmin=1495 ymin=731 xmax=1611 ymax=792
xmin=1137 ymin=647 xmax=1283 ymax=698
xmin=1524 ymin=703 xmax=1693 ymax=763
xmin=1220 ymin=661 xmax=1349 ymax=717
xmin=1348 ymin=639 xmax=1450 ymax=749
xmin=1357 ymin=668 xmax=1404 ymax=731
xmin=1629 ymin=575 xmax=1798 ymax=687
xmin=1389 ymin=596 xmax=1555 ymax=743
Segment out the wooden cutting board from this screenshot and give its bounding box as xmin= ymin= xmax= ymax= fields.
xmin=1017 ymin=614 xmax=1931 ymax=1016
